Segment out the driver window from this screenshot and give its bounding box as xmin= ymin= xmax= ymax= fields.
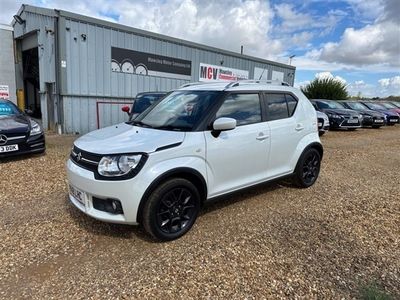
xmin=216 ymin=93 xmax=261 ymax=126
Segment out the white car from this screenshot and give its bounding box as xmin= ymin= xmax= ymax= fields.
xmin=67 ymin=80 xmax=323 ymax=241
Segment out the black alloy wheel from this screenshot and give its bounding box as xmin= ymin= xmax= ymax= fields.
xmin=156 ymin=187 xmax=197 ymax=234
xmin=142 ymin=178 xmax=200 ymax=241
xmin=293 ymin=148 xmax=321 ymax=188
xmin=302 ymin=151 xmax=320 ymax=185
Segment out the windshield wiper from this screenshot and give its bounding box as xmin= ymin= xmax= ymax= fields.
xmin=154 ymin=125 xmax=190 ymax=131
xmin=129 ymin=120 xmax=154 ymax=128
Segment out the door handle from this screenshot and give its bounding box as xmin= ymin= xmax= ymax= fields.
xmin=295 ymin=124 xmax=304 ymax=131
xmin=256 ymin=134 xmax=269 ymax=141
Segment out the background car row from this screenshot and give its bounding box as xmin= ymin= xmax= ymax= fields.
xmin=311 ymin=99 xmax=400 ymax=135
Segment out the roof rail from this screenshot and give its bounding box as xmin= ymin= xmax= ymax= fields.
xmin=179 ymin=82 xmax=209 ymax=88
xmin=224 ymin=79 xmax=290 ymax=89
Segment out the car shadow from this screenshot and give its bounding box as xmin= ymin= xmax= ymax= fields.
xmin=66 ymin=177 xmax=293 ymax=242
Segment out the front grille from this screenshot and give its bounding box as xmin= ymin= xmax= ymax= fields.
xmin=70 ymin=146 xmax=102 ymax=172
xmin=0 ymin=133 xmax=28 ymax=145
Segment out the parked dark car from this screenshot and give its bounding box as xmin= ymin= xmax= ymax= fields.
xmin=316 ymin=111 xmax=330 ymax=136
xmin=0 ymin=99 xmax=45 ymax=158
xmin=311 ymin=99 xmax=362 ymax=130
xmin=359 ymin=101 xmax=399 ymax=125
xmin=341 ymin=101 xmax=386 ymax=128
xmin=121 ymin=92 xmax=167 ymax=120
xmin=379 ymin=102 xmax=400 ymax=115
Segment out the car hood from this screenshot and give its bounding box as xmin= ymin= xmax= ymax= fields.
xmin=0 ymin=114 xmax=30 ymax=134
xmin=74 ymin=122 xmax=185 ymax=154
xmin=352 ymin=109 xmax=385 ymax=117
xmin=320 ymin=108 xmax=359 ymax=116
xmin=373 ymin=109 xmax=399 ymax=116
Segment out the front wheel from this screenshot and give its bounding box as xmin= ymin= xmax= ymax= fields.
xmin=142 ymin=178 xmax=201 ymax=241
xmin=293 ymin=148 xmax=321 ymax=188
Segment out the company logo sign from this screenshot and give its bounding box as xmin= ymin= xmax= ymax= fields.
xmin=199 ymin=63 xmax=249 ymax=82
xmin=111 ymin=47 xmax=192 ymax=80
xmin=0 ymin=85 xmax=9 ymax=99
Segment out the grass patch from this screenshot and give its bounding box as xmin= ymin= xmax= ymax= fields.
xmin=360 ymin=282 xmax=392 ymax=300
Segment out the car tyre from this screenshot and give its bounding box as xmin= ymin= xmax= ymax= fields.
xmin=142 ymin=178 xmax=200 ymax=241
xmin=293 ymin=148 xmax=321 ymax=188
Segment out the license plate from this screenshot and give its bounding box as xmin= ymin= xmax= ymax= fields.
xmin=389 ymin=119 xmax=397 ymax=123
xmin=69 ymin=184 xmax=85 ymax=206
xmin=374 ymin=119 xmax=384 ymax=123
xmin=0 ymin=144 xmax=19 ymax=153
xmin=347 ymin=119 xmax=358 ymax=124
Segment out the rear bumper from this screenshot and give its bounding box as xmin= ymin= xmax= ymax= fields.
xmin=0 ymin=133 xmax=45 ymax=158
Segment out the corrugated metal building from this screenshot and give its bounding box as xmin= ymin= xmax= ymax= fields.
xmin=0 ymin=24 xmax=17 ymax=104
xmin=12 ymin=5 xmax=296 ymax=134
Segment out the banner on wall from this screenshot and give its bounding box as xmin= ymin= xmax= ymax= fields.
xmin=0 ymin=85 xmax=9 ymax=99
xmin=111 ymin=47 xmax=192 ymax=80
xmin=199 ymin=63 xmax=249 ymax=82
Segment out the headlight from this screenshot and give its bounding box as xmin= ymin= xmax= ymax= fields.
xmin=328 ymin=113 xmax=341 ymax=119
xmin=98 ymin=154 xmax=143 ymax=177
xmin=30 ymin=120 xmax=42 ymax=136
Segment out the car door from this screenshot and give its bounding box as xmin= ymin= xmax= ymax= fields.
xmin=205 ymin=92 xmax=271 ymax=197
xmin=263 ymin=93 xmax=304 ymax=177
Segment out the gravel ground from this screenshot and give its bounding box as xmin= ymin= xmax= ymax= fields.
xmin=0 ymin=127 xmax=399 ymax=299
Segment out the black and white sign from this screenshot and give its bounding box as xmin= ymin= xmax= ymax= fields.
xmin=111 ymin=47 xmax=192 ymax=80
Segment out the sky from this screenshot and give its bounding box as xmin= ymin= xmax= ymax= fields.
xmin=2 ymin=0 xmax=399 ymax=97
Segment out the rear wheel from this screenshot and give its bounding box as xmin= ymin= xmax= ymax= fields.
xmin=293 ymin=148 xmax=321 ymax=188
xmin=142 ymin=178 xmax=200 ymax=241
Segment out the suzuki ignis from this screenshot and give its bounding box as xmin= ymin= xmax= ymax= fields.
xmin=67 ymin=81 xmax=323 ymax=241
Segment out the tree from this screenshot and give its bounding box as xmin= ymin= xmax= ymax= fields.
xmin=301 ymin=77 xmax=349 ymax=100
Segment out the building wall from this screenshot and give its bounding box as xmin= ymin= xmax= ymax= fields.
xmin=0 ymin=25 xmax=17 ymax=104
xmin=13 ymin=5 xmax=296 ymax=134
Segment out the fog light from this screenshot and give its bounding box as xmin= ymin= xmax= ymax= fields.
xmin=93 ymin=197 xmax=123 ymax=214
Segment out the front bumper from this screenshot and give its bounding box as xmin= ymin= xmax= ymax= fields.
xmin=66 ymin=159 xmax=143 ymax=224
xmin=0 ymin=133 xmax=45 ymax=158
xmin=329 ymin=117 xmax=361 ymax=129
xmin=361 ymin=116 xmax=385 ymax=127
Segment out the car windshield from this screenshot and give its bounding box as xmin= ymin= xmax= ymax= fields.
xmin=131 ymin=91 xmax=220 ymax=131
xmin=0 ymin=101 xmax=20 ymax=117
xmin=381 ymin=102 xmax=396 ymax=109
xmin=346 ymin=102 xmax=368 ymax=110
xmin=131 ymin=94 xmax=166 ymax=115
xmin=317 ymin=100 xmax=345 ymax=109
xmin=391 ymin=102 xmax=400 ymax=108
xmin=365 ymin=102 xmax=385 ymax=110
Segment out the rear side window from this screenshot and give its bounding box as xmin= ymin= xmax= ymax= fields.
xmin=286 ymin=94 xmax=298 ymax=116
xmin=265 ymin=93 xmax=298 ymax=121
xmin=216 ymin=93 xmax=261 ymax=126
xmin=265 ymin=94 xmax=288 ymax=121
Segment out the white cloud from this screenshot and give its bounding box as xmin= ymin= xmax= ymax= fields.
xmin=378 ymin=76 xmax=400 ymax=88
xmin=315 ymin=71 xmax=347 ymax=84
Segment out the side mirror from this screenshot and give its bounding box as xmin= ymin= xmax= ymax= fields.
xmin=121 ymin=106 xmax=130 ymax=114
xmin=212 ymin=117 xmax=236 ymax=137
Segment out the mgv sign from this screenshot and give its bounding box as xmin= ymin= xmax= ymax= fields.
xmin=199 ymin=63 xmax=249 ymax=82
